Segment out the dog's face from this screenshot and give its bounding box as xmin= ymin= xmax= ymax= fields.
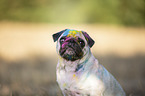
xmin=53 ymin=29 xmax=94 ymax=61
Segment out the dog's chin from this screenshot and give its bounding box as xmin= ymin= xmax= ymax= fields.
xmin=59 ymin=47 xmax=83 ymax=61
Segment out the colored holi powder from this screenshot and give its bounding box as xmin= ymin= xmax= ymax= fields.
xmin=62 ymin=42 xmax=68 ymax=49
xmin=67 ymin=30 xmax=82 ymax=38
xmin=75 ymin=64 xmax=84 ymax=72
xmin=73 ymin=74 xmax=76 ymax=78
xmin=73 ymin=74 xmax=78 ymax=81
xmin=63 ymin=83 xmax=67 ymax=87
xmin=82 ymin=32 xmax=89 ymax=42
xmin=68 ymin=55 xmax=73 ymax=60
xmin=62 ymin=29 xmax=82 ymax=38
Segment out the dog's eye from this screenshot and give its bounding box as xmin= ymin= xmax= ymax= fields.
xmin=77 ymin=37 xmax=85 ymax=48
xmin=79 ymin=40 xmax=85 ymax=48
xmin=60 ymin=37 xmax=65 ymax=43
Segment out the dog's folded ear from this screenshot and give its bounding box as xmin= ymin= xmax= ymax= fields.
xmin=82 ymin=31 xmax=95 ymax=48
xmin=52 ymin=29 xmax=67 ymax=42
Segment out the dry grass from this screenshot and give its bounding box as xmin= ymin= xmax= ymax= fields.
xmin=0 ymin=22 xmax=145 ymax=96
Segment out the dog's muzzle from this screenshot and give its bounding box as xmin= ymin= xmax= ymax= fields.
xmin=59 ymin=38 xmax=83 ymax=61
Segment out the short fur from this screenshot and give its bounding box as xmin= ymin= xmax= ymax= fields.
xmin=53 ymin=29 xmax=126 ymax=96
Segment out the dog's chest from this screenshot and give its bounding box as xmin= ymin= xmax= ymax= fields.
xmin=57 ymin=69 xmax=105 ymax=96
xmin=57 ymin=70 xmax=81 ymax=89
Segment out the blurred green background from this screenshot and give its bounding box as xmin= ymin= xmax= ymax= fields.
xmin=0 ymin=0 xmax=145 ymax=96
xmin=0 ymin=0 xmax=145 ymax=26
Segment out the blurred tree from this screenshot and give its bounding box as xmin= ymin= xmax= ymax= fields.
xmin=0 ymin=0 xmax=144 ymax=26
xmin=119 ymin=0 xmax=145 ymax=26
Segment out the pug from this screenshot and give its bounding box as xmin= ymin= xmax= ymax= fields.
xmin=52 ymin=29 xmax=126 ymax=96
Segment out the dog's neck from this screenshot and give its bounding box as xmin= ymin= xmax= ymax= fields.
xmin=57 ymin=50 xmax=94 ymax=72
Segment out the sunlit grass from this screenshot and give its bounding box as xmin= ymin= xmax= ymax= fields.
xmin=0 ymin=22 xmax=145 ymax=60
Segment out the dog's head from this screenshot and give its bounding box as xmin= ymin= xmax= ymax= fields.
xmin=52 ymin=29 xmax=94 ymax=61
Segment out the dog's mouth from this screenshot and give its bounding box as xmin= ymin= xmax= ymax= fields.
xmin=59 ymin=39 xmax=83 ymax=61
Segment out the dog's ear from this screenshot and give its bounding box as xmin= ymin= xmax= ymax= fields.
xmin=52 ymin=29 xmax=67 ymax=42
xmin=82 ymin=31 xmax=95 ymax=48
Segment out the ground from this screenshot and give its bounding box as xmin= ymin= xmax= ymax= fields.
xmin=0 ymin=22 xmax=145 ymax=96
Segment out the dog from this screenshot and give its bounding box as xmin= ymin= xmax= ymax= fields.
xmin=52 ymin=29 xmax=126 ymax=96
